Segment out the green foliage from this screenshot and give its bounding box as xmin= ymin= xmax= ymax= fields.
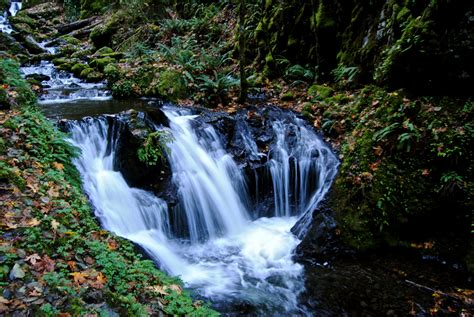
xmin=137 ymin=131 xmax=173 ymax=166
xmin=306 ymin=86 xmax=473 ymax=249
xmin=0 ymin=58 xmax=36 ymax=107
xmin=331 ymin=64 xmax=359 ymax=83
xmin=197 ymin=71 xmax=239 ymax=106
xmin=0 ymin=60 xmax=217 ymax=316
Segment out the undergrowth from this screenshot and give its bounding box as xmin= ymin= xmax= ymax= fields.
xmin=0 ymin=58 xmax=217 ymax=315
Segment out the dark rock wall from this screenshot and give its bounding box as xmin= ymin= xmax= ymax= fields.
xmin=256 ymin=0 xmax=474 ymax=94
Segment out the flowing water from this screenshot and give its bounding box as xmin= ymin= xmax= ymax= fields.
xmin=0 ymin=1 xmax=21 ymax=34
xmin=66 ymin=107 xmax=338 ymax=314
xmin=21 ymin=61 xmax=111 ymax=105
xmin=17 ymin=37 xmax=340 ymax=314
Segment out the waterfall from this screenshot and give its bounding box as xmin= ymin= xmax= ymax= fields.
xmin=0 ymin=1 xmax=22 ymax=34
xmin=266 ymin=115 xmax=339 ymax=237
xmin=67 ymin=107 xmax=338 ymax=314
xmin=67 ymin=117 xmax=189 ymax=276
xmin=165 ymin=109 xmax=250 ymax=241
xmin=20 ymin=61 xmax=111 ymax=104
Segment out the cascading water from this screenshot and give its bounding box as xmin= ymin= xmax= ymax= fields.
xmin=0 ymin=1 xmax=21 ymax=34
xmin=20 ymin=61 xmax=110 ymax=104
xmin=165 ymin=109 xmax=250 ymax=241
xmin=67 ymin=105 xmax=338 ymax=315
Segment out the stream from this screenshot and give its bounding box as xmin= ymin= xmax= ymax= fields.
xmin=18 ymin=57 xmax=339 ymax=315
xmin=3 ymin=2 xmax=472 ymax=314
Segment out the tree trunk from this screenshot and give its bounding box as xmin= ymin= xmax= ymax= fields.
xmin=238 ymin=0 xmax=247 ymax=104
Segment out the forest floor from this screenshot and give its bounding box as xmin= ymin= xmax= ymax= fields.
xmin=1 ymin=1 xmax=473 ymax=315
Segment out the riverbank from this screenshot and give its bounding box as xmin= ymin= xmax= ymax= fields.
xmin=1 ymin=0 xmax=473 ymax=315
xmin=0 ymin=58 xmax=216 ymax=315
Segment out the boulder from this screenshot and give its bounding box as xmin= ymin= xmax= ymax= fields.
xmin=0 ymin=32 xmax=27 ymax=55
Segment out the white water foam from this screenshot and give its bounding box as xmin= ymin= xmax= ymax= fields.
xmin=0 ymin=1 xmax=21 ymax=34
xmin=21 ymin=61 xmax=111 ymax=104
xmin=67 ymin=107 xmax=338 ymax=314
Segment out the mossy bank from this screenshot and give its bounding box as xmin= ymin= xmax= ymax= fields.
xmin=0 ymin=58 xmax=217 ymax=315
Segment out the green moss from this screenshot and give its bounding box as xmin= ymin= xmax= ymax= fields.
xmin=281 ymin=91 xmax=294 ymax=101
xmin=86 ymin=71 xmax=104 ymax=82
xmin=58 ymin=44 xmax=80 ymax=57
xmin=9 ymin=14 xmax=37 ymax=27
xmin=79 ymin=67 xmax=94 ymax=78
xmin=71 ymin=63 xmax=88 ymax=77
xmin=89 ymin=12 xmax=123 ymax=48
xmin=308 ymin=84 xmax=333 ymax=99
xmin=104 ymin=63 xmax=120 ymax=82
xmin=315 ymin=1 xmax=335 ymax=29
xmin=396 ymin=6 xmax=411 ymax=21
xmin=89 ymin=57 xmax=115 ymax=71
xmin=60 ymin=35 xmax=82 ymax=45
xmin=155 ymin=70 xmax=187 ymax=101
xmin=94 ymin=46 xmax=114 ymax=55
xmin=71 ymin=47 xmax=94 ymax=59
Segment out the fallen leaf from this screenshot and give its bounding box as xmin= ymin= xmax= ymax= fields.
xmin=67 ymin=260 xmax=77 ymax=270
xmin=71 ymin=272 xmax=88 ymax=285
xmin=51 ymin=219 xmax=60 ymax=231
xmin=26 ymin=254 xmax=41 ymax=266
xmin=107 ymin=239 xmax=119 ymax=250
xmin=26 ymin=218 xmax=41 ymax=227
xmin=52 ymin=162 xmax=64 ymax=171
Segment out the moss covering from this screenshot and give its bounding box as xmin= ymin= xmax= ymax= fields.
xmin=0 ymin=57 xmax=217 ymax=316
xmin=305 ymin=86 xmax=473 ymax=253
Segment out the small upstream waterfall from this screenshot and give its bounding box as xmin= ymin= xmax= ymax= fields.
xmin=68 ymin=107 xmax=338 ymax=314
xmin=21 ymin=61 xmax=110 ymax=104
xmin=0 ymin=1 xmax=21 ymax=34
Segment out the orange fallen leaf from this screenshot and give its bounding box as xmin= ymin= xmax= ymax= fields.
xmin=71 ymin=272 xmax=88 ymax=285
xmin=52 ymin=162 xmax=64 ymax=171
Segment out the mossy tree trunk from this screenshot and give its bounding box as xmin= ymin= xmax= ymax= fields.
xmin=238 ymin=0 xmax=248 ymax=104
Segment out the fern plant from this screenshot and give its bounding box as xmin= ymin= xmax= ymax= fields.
xmin=137 ymin=131 xmax=173 ymax=166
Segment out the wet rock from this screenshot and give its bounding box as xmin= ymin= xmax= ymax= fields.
xmin=25 ymin=73 xmax=50 ymax=82
xmin=114 ymin=110 xmax=171 ymax=193
xmin=23 ymin=2 xmax=61 ymax=20
xmin=21 ymin=34 xmax=46 ymax=55
xmin=293 ymin=198 xmax=345 ymax=264
xmin=0 ymin=32 xmax=27 ymax=55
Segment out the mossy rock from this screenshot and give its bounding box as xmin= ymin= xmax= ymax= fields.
xmin=86 ymin=71 xmax=104 ymax=82
xmin=154 ymin=70 xmax=187 ymax=101
xmin=100 ymin=52 xmax=124 ymax=59
xmin=281 ymin=91 xmax=294 ymax=101
xmin=89 ymin=13 xmax=123 ymax=48
xmin=80 ymin=67 xmax=94 ymax=78
xmin=80 ymin=0 xmax=111 ymax=18
xmin=58 ymin=44 xmax=80 ymax=57
xmin=59 ymin=35 xmax=82 ymax=46
xmin=71 ymin=47 xmax=94 ymax=59
xmin=52 ymin=57 xmax=76 ymax=71
xmin=0 ymin=33 xmax=27 ymax=56
xmin=89 ymin=57 xmax=116 ymax=71
xmin=9 ymin=13 xmax=37 ymax=28
xmin=308 ymin=84 xmax=334 ymax=99
xmin=10 ymin=22 xmax=35 ymax=34
xmin=71 ymin=63 xmax=88 ymax=77
xmin=94 ymin=46 xmax=113 ymax=56
xmin=104 ymin=63 xmax=120 ymax=82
